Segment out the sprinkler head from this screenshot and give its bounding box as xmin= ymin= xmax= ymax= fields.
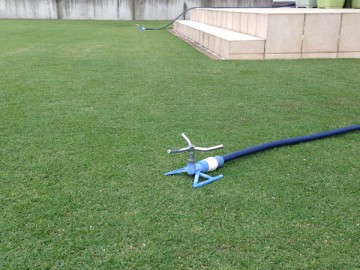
xmin=165 ymin=133 xmax=224 ymax=188
xmin=136 ymin=24 xmax=145 ymax=31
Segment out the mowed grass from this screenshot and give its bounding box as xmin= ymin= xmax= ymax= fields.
xmin=0 ymin=19 xmax=359 ymax=269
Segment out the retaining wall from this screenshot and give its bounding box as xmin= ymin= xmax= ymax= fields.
xmin=0 ymin=0 xmax=273 ymax=20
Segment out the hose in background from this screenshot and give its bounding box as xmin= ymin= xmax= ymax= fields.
xmin=142 ymin=3 xmax=295 ymax=30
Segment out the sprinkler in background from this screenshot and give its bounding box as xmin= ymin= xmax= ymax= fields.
xmin=165 ymin=124 xmax=360 ymax=188
xmin=165 ymin=133 xmax=224 ymax=188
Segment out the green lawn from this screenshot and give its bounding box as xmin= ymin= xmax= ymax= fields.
xmin=1 ymin=19 xmax=359 ymax=269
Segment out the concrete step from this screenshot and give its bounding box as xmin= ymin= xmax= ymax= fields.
xmin=190 ymin=8 xmax=269 ymax=38
xmin=174 ymin=20 xmax=265 ymax=60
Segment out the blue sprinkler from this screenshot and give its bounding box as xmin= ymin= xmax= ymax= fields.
xmin=165 ymin=133 xmax=225 ymax=188
xmin=165 ymin=124 xmax=360 ymax=188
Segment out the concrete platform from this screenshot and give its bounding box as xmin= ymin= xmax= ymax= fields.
xmin=173 ymin=8 xmax=360 ymax=60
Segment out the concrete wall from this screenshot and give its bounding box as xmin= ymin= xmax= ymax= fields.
xmin=0 ymin=0 xmax=273 ymax=20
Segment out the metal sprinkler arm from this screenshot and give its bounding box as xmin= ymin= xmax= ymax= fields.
xmin=167 ymin=133 xmax=223 ymax=154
